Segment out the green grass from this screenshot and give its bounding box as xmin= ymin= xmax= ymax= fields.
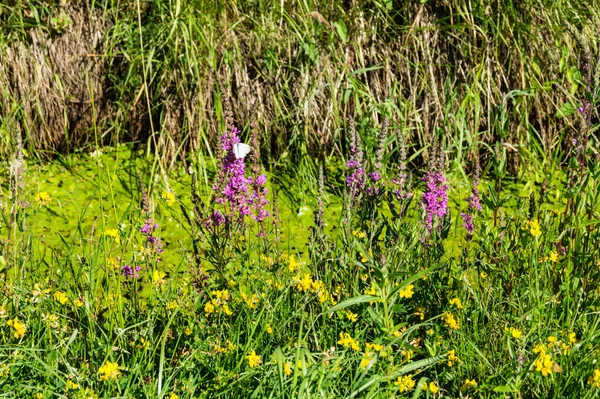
xmin=1 ymin=128 xmax=600 ymax=398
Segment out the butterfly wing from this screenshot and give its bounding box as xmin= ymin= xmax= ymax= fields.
xmin=233 ymin=143 xmax=252 ymax=159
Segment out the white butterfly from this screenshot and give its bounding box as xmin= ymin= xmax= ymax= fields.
xmin=233 ymin=143 xmax=252 ymax=159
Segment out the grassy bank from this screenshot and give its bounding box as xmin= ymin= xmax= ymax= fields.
xmin=0 ymin=0 xmax=599 ymax=174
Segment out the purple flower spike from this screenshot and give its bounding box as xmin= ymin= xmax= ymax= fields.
xmin=421 ymin=170 xmax=448 ymax=233
xmin=122 ymin=264 xmax=141 ymax=278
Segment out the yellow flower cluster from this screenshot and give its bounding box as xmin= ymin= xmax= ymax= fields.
xmin=525 ymin=219 xmax=542 ymax=237
xmin=337 ymin=332 xmax=360 ymax=351
xmin=461 ymin=379 xmax=477 ymax=391
xmin=394 ymin=375 xmax=416 ymax=392
xmin=54 ymin=291 xmax=69 ymax=305
xmin=241 ymin=291 xmax=260 ymax=309
xmin=292 ymin=274 xmax=335 ymax=304
xmin=103 ymin=228 xmax=121 ymax=244
xmin=359 ymin=351 xmax=375 ymax=370
xmin=245 ymin=351 xmax=262 ymax=368
xmin=98 ymin=361 xmax=121 ymax=381
xmin=449 ymin=297 xmax=463 ymax=309
xmin=279 ymin=253 xmax=300 ymax=273
xmin=446 ymin=349 xmax=460 ymax=367
xmin=442 ymin=312 xmax=460 ymax=330
xmin=35 ymin=192 xmax=52 ymax=206
xmin=532 ymin=343 xmax=557 ymax=377
xmin=398 ymin=284 xmax=414 ymax=299
xmin=204 ymin=290 xmax=233 ymax=316
xmin=161 ymin=191 xmax=176 ymax=207
xmin=506 ymin=327 xmax=523 ymax=339
xmin=589 ymin=369 xmax=600 ymax=388
xmin=211 ymin=340 xmax=236 ymax=354
xmin=7 ymin=317 xmax=26 ymax=338
xmin=422 ymin=381 xmax=439 ymax=394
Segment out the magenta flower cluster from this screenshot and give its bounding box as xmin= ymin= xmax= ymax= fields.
xmin=460 ymin=183 xmax=482 ymax=236
xmin=121 ymin=264 xmax=141 ymax=278
xmin=141 ymin=218 xmax=163 ymax=258
xmin=421 ymin=170 xmax=448 ymax=234
xmin=212 ymin=126 xmax=270 ymax=224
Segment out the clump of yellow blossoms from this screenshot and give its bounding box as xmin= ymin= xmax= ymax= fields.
xmin=35 ymin=192 xmax=52 ymax=206
xmin=98 ymin=361 xmax=121 ymax=380
xmin=525 ymin=219 xmax=542 ymax=237
xmin=449 ymin=297 xmax=463 ymax=308
xmin=422 ymin=381 xmax=439 ymax=394
xmin=446 ymin=350 xmax=460 ymax=366
xmin=589 ymin=369 xmax=600 ymax=388
xmin=103 ymin=228 xmax=121 ymax=244
xmin=7 ymin=317 xmax=26 ymax=338
xmin=283 ymin=362 xmax=293 ymax=376
xmin=461 ymin=379 xmax=477 ymax=391
xmin=337 ymin=332 xmax=360 ymax=351
xmin=246 ymin=351 xmax=262 ymax=368
xmin=398 ymin=284 xmax=414 ymax=299
xmin=161 ymin=191 xmax=176 ymax=207
xmin=204 ymin=290 xmax=233 ymax=316
xmin=442 ymin=312 xmax=460 ymax=330
xmin=506 ymin=327 xmax=523 ymax=339
xmin=394 ymin=375 xmax=416 ymax=392
xmin=54 ymin=291 xmax=69 ymax=305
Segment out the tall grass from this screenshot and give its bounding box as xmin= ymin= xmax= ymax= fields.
xmin=0 ymin=0 xmax=598 ymax=177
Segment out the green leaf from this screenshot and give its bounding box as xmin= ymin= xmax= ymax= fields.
xmin=390 ymin=354 xmax=446 ymax=378
xmin=556 ymin=102 xmax=576 ymax=118
xmin=333 ymin=21 xmax=347 ymax=43
xmin=326 ymin=295 xmax=382 ymax=313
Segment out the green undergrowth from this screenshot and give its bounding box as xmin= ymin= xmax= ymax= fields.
xmin=1 ymin=143 xmax=599 ymax=398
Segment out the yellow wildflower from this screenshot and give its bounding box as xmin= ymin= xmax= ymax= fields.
xmin=298 ymin=273 xmax=312 ymax=292
xmin=534 ymin=352 xmax=553 ymax=376
xmin=480 ymin=271 xmax=488 ymax=279
xmin=66 ymin=380 xmax=79 ymax=390
xmin=34 ymin=394 xmax=43 ymax=399
xmin=428 ymin=381 xmax=439 ymax=394
xmin=337 ymin=332 xmax=360 ymax=351
xmin=442 ymin=312 xmax=460 ymax=330
xmin=0 ymin=363 xmax=10 ymax=378
xmin=568 ymin=332 xmax=577 ymax=344
xmin=589 ymin=369 xmax=600 ymax=388
xmin=533 ymin=343 xmax=547 ymax=354
xmin=287 ymin=255 xmax=299 ymax=273
xmin=549 ymin=250 xmax=559 ymax=262
xmin=283 ymin=362 xmax=293 ymax=376
xmin=446 ymin=349 xmax=460 ymax=367
xmin=345 ymin=311 xmax=358 ymax=323
xmin=7 ymin=317 xmax=26 ymax=338
xmin=266 ymin=324 xmax=273 ymax=334
xmin=547 ymin=336 xmax=558 ymax=347
xmin=246 ymin=351 xmax=262 ymax=368
xmin=528 ymin=219 xmax=542 ymax=237
xmin=152 ymin=270 xmax=167 ymax=286
xmin=461 ymin=379 xmax=477 ymax=391
xmin=35 ymin=192 xmax=52 ymax=206
xmin=352 ymin=230 xmax=365 ymax=238
xmin=204 ymin=301 xmax=215 ymax=315
xmin=449 ymin=297 xmax=463 ymax=309
xmin=73 ymin=298 xmax=84 ymax=307
xmin=394 ymin=375 xmax=416 ymax=392
xmin=222 ymin=304 xmax=233 ymax=316
xmin=103 ymin=229 xmax=120 ymax=244
xmin=54 ymin=291 xmax=69 ymax=305
xmin=506 ymin=327 xmax=523 ymax=339
xmin=98 ymin=361 xmax=121 ymax=380
xmin=167 ymin=393 xmax=179 ymax=399
xmin=359 ymin=352 xmax=374 ymax=370
xmin=162 ymin=191 xmax=176 ymax=207
xmin=185 ymin=327 xmax=192 ymax=336
xmin=398 ymin=284 xmax=414 ymax=299
xmin=414 ymin=307 xmax=425 ymax=320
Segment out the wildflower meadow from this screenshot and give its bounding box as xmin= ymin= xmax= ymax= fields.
xmin=1 ymin=1 xmax=600 ymax=398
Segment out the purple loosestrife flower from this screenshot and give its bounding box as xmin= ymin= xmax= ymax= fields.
xmin=346 ymin=117 xmax=365 ymax=201
xmin=141 ymin=218 xmax=164 ymax=259
xmin=461 ymin=159 xmax=482 ymax=237
xmin=421 ymin=171 xmax=448 ymax=233
xmin=213 ymin=126 xmax=252 ymax=220
xmin=121 ymin=264 xmax=141 ymax=278
xmin=421 ymin=144 xmax=448 ymax=234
